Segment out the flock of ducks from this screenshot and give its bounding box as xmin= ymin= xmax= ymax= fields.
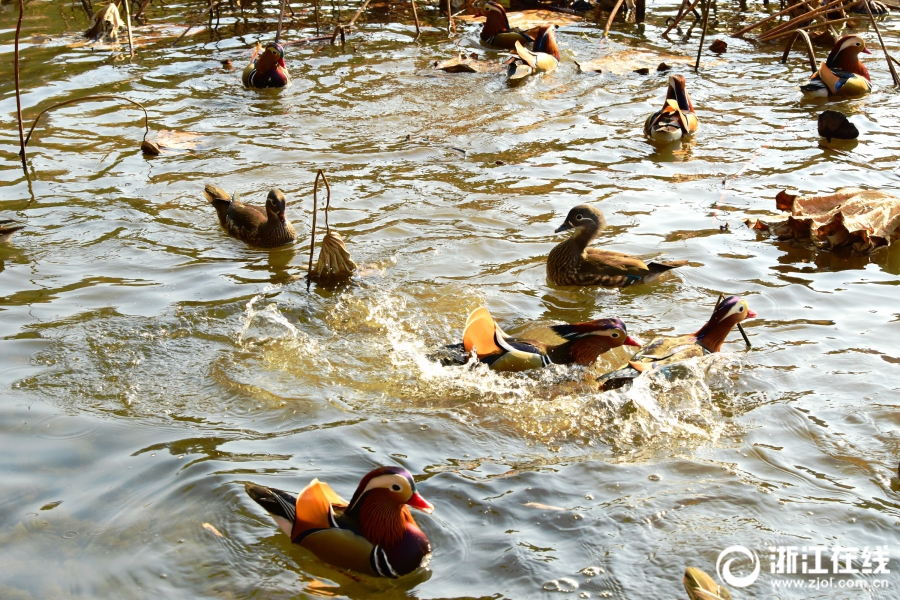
xmin=2 ymin=0 xmax=884 ymax=592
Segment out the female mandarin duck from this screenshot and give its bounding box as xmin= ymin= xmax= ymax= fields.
xmin=801 ymin=35 xmax=872 ymax=97
xmin=0 ymin=220 xmax=25 ymax=244
xmin=547 ymin=205 xmax=687 ymax=287
xmin=476 ymin=1 xmax=534 ymax=49
xmin=242 ymin=41 xmax=290 ymax=89
xmin=508 ymin=25 xmax=560 ymax=81
xmin=245 ymin=466 xmax=433 ymax=578
xmin=459 ymin=306 xmax=640 ymax=372
xmin=203 ymin=185 xmax=297 ymax=248
xmin=597 ymin=295 xmax=757 ymax=391
xmin=644 ymin=75 xmax=699 ymax=142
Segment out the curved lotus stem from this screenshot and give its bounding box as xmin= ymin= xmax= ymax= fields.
xmin=307 ymin=170 xmax=356 ymax=284
xmin=20 ymin=94 xmax=152 ymax=157
xmin=781 ymin=29 xmax=817 ymax=73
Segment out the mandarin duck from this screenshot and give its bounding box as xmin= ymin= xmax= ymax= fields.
xmin=0 ymin=220 xmax=25 ymax=244
xmin=447 ymin=306 xmax=640 ymax=372
xmin=801 ymin=35 xmax=871 ymax=98
xmin=547 ymin=205 xmax=687 ymax=287
xmin=245 ymin=466 xmax=433 ymax=578
xmin=644 ymin=75 xmax=699 ymax=142
xmin=848 ymin=0 xmax=889 ymax=14
xmin=684 ymin=567 xmax=732 ymax=600
xmin=596 ymin=295 xmax=757 ymax=391
xmin=242 ymin=42 xmax=291 ymax=89
xmin=203 ymin=185 xmax=297 ymax=248
xmin=508 ymin=26 xmax=560 ymax=80
xmin=476 ymin=1 xmax=534 ymax=49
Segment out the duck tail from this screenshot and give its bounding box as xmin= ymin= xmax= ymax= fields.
xmin=245 ymin=483 xmax=298 ymax=537
xmin=203 ymin=184 xmax=233 ymax=226
xmin=647 ymin=259 xmax=688 ymax=273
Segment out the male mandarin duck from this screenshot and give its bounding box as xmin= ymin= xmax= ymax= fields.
xmin=242 ymin=41 xmax=290 ymax=89
xmin=547 ymin=204 xmax=687 ymax=287
xmin=596 ymin=295 xmax=757 ymax=391
xmin=476 ymin=1 xmax=534 ymax=49
xmin=801 ymin=35 xmax=872 ymax=98
xmin=245 ymin=466 xmax=433 ymax=578
xmin=458 ymin=306 xmax=640 ymax=372
xmin=203 ymin=185 xmax=297 ymax=248
xmin=508 ymin=25 xmax=560 ymax=80
xmin=644 ymin=75 xmax=699 ymax=142
xmin=0 ymin=220 xmax=25 ymax=244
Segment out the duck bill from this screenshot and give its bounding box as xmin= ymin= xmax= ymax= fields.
xmin=406 ymin=491 xmax=434 ymax=514
xmin=746 ymin=308 xmax=758 ymax=318
xmin=554 ymin=222 xmax=573 ymax=233
xmin=624 ymin=336 xmax=641 ymax=347
xmin=862 ymin=48 xmax=872 ymax=55
xmin=277 ymin=211 xmax=287 ymax=224
xmin=278 ymin=58 xmax=286 ymax=68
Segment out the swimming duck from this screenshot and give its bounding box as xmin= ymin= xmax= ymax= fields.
xmin=456 ymin=306 xmax=640 ymax=372
xmin=476 ymin=1 xmax=534 ymax=49
xmin=245 ymin=466 xmax=433 ymax=578
xmin=801 ymin=35 xmax=871 ymax=97
xmin=596 ymin=295 xmax=757 ymax=391
xmin=203 ymin=185 xmax=297 ymax=248
xmin=508 ymin=26 xmax=560 ymax=80
xmin=644 ymin=75 xmax=699 ymax=142
xmin=547 ymin=205 xmax=687 ymax=287
xmin=0 ymin=220 xmax=25 ymax=244
xmin=242 ymin=42 xmax=291 ymax=89
xmin=684 ymin=567 xmax=732 ymax=600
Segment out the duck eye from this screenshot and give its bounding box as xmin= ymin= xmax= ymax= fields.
xmin=391 ymin=484 xmax=401 ymax=491
xmin=576 ymin=214 xmax=583 ymax=221
xmin=738 ymin=306 xmax=744 ymax=312
xmin=611 ymin=332 xmax=619 ymax=338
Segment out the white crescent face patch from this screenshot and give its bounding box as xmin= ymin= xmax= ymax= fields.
xmin=350 ymin=474 xmax=413 ymax=510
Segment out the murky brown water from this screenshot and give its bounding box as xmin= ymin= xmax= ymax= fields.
xmin=2 ymin=1 xmax=900 ymax=598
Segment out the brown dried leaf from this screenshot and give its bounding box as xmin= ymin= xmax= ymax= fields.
xmin=775 ymin=190 xmax=797 ymax=212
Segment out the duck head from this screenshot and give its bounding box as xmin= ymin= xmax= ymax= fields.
xmin=664 ymin=74 xmax=695 ymax=112
xmin=257 ymin=42 xmax=286 ymax=72
xmin=552 ymin=317 xmax=641 ymax=365
xmin=533 ymin=25 xmax=560 ymax=60
xmin=826 ymin=35 xmax=871 ymax=80
xmin=693 ymin=295 xmax=757 ymax=353
xmin=265 ymin=189 xmax=288 ymax=224
xmin=554 ymin=204 xmax=607 ymax=237
xmin=346 ymin=466 xmax=433 ymax=546
xmin=476 ymin=1 xmax=513 ymax=40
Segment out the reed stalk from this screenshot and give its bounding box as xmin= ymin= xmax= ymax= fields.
xmin=15 ymin=0 xmax=27 ymax=171
xmin=603 ymin=0 xmax=626 ymax=37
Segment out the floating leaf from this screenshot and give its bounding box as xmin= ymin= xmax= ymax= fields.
xmin=749 ymin=188 xmax=900 ymax=255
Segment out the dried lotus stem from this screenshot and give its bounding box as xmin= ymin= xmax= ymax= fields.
xmin=307 ymin=169 xmax=356 ymax=285
xmin=603 ymin=0 xmax=626 ymax=37
xmin=20 ymin=94 xmax=152 ymax=162
xmin=307 ymin=169 xmax=328 ymax=288
xmin=781 ymin=29 xmax=817 ymax=72
xmin=15 ymin=0 xmax=26 ymax=171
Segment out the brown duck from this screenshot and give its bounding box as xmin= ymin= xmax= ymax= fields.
xmin=547 ymin=205 xmax=687 ymax=287
xmin=203 ymin=185 xmax=297 ymax=248
xmin=0 ymin=220 xmax=25 ymax=244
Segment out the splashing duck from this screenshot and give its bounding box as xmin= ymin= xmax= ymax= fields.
xmin=508 ymin=25 xmax=560 ymax=81
xmin=476 ymin=1 xmax=534 ymax=49
xmin=246 ymin=466 xmax=433 ymax=578
xmin=547 ymin=204 xmax=687 ymax=287
xmin=644 ymin=75 xmax=699 ymax=142
xmin=801 ymin=35 xmax=872 ymax=97
xmin=456 ymin=306 xmax=640 ymax=372
xmin=203 ymin=185 xmax=297 ymax=248
xmin=597 ymin=295 xmax=757 ymax=391
xmin=0 ymin=220 xmax=25 ymax=244
xmin=242 ymin=42 xmax=291 ymax=89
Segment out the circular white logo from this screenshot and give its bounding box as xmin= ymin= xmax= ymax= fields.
xmin=716 ymin=545 xmax=761 ymax=588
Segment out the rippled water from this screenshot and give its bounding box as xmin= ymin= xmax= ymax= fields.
xmin=2 ymin=0 xmax=900 ymax=598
